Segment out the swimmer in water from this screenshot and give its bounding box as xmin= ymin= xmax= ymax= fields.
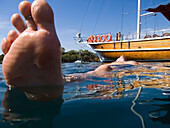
xmin=1 ymin=0 xmax=139 ymax=101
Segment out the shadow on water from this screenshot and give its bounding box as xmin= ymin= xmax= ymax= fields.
xmin=0 ymin=62 xmax=170 ymax=128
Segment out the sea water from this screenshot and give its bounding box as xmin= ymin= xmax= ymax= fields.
xmin=0 ymin=62 xmax=170 ymax=128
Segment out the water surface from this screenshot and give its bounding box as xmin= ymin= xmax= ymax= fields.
xmin=0 ymin=62 xmax=170 ymax=128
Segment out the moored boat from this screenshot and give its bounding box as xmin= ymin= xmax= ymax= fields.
xmin=87 ymin=35 xmax=170 ymax=62
xmin=76 ymin=1 xmax=170 ymax=62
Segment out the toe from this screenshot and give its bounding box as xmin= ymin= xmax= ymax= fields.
xmin=1 ymin=38 xmax=11 ymax=54
xmin=8 ymin=30 xmax=18 ymax=43
xmin=31 ymin=0 xmax=55 ymax=30
xmin=19 ymin=1 xmax=37 ymax=30
xmin=1 ymin=30 xmax=18 ymax=55
xmin=116 ymin=55 xmax=126 ymax=62
xmin=11 ymin=14 xmax=26 ymax=33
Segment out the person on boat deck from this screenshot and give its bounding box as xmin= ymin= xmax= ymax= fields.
xmin=116 ymin=33 xmax=118 ymax=41
xmin=118 ymin=32 xmax=121 ymax=41
xmin=1 ymin=0 xmax=139 ymax=101
xmin=76 ymin=32 xmax=83 ymax=43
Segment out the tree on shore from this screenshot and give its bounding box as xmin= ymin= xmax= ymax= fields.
xmin=61 ymin=48 xmax=99 ymax=63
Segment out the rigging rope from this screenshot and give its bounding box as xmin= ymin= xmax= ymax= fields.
xmin=79 ymin=0 xmax=94 ymax=32
xmin=92 ymin=0 xmax=107 ymax=34
xmin=154 ymin=14 xmax=159 ymax=34
xmin=120 ymin=0 xmax=124 ymax=33
xmin=75 ymin=41 xmax=92 ymax=51
xmin=93 ymin=0 xmax=110 ymax=34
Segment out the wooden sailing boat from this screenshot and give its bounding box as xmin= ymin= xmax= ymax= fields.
xmin=76 ymin=0 xmax=170 ymax=62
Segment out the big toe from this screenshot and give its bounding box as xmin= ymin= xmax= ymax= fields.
xmin=31 ymin=0 xmax=55 ymax=30
xmin=116 ymin=55 xmax=126 ymax=62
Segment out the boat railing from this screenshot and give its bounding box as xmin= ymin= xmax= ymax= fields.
xmin=74 ymin=29 xmax=170 ymax=43
xmin=118 ymin=29 xmax=170 ymax=41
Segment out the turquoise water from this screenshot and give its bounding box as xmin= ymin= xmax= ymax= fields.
xmin=0 ymin=62 xmax=170 ymax=128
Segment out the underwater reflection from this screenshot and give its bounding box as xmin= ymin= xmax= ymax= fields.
xmin=1 ymin=87 xmax=63 ymax=128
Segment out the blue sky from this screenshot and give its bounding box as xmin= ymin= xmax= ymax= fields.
xmin=0 ymin=0 xmax=169 ymax=54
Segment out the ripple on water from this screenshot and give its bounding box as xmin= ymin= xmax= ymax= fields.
xmin=0 ymin=62 xmax=170 ymax=128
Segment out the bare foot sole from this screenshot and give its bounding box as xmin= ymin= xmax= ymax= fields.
xmin=1 ymin=0 xmax=64 ymax=87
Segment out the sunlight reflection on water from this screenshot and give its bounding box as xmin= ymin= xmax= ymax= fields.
xmin=63 ymin=62 xmax=170 ymax=100
xmin=0 ymin=62 xmax=170 ymax=128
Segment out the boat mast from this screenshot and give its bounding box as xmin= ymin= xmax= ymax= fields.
xmin=137 ymin=0 xmax=141 ymax=39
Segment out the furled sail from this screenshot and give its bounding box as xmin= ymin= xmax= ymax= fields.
xmin=146 ymin=3 xmax=170 ymax=21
